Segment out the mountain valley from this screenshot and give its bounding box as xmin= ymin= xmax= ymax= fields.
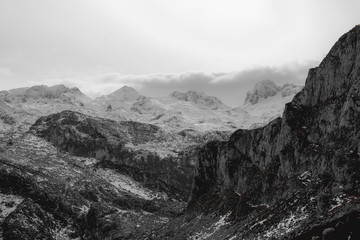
xmin=1 ymin=25 xmax=360 ymax=240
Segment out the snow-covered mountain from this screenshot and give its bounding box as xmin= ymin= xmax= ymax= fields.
xmin=0 ymin=84 xmax=95 ymax=132
xmin=92 ymin=85 xmax=141 ymax=111
xmin=0 ymin=84 xmax=91 ymax=106
xmin=0 ymin=81 xmax=303 ymax=133
xmin=244 ymin=80 xmax=302 ymax=105
xmin=235 ymin=80 xmax=303 ymax=128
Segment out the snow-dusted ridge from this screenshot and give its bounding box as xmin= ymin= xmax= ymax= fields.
xmin=0 ymin=81 xmax=303 ymax=133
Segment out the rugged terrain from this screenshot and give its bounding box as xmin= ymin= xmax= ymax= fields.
xmin=1 ymin=22 xmax=357 ymax=240
xmin=0 ymin=81 xmax=300 ymax=239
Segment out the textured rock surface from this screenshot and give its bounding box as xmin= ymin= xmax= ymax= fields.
xmin=0 ymin=133 xmax=179 ymax=239
xmin=29 ymin=110 xmax=230 ymax=201
xmin=152 ymin=25 xmax=360 ymax=239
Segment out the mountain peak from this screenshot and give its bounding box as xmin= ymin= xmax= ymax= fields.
xmin=244 ymin=80 xmax=280 ymax=105
xmin=244 ymin=80 xmax=302 ymax=105
xmin=108 ymin=85 xmax=139 ymax=100
xmin=296 ymin=25 xmax=360 ymax=107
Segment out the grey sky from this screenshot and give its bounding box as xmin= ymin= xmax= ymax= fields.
xmin=0 ymin=0 xmax=359 ymax=106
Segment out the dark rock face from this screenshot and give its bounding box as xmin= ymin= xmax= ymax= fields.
xmin=2 ymin=199 xmax=56 ymax=240
xmin=153 ymin=26 xmax=360 ymax=239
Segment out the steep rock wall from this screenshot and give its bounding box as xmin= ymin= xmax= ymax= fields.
xmin=190 ymin=26 xmax=360 ymax=223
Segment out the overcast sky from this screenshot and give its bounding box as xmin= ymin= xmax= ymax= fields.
xmin=0 ymin=0 xmax=359 ymax=106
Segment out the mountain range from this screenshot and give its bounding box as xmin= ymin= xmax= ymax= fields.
xmin=0 ymin=79 xmax=301 ymax=133
xmin=1 ymin=24 xmax=359 ymax=240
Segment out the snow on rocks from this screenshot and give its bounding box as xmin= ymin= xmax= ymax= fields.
xmin=96 ymin=168 xmax=168 ymax=200
xmin=257 ymin=207 xmax=308 ymax=239
xmin=189 ymin=213 xmax=231 ymax=240
xmin=0 ymin=193 xmax=24 ymax=223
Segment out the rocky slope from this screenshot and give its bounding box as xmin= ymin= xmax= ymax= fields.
xmin=151 ymin=25 xmax=360 ymax=239
xmin=0 ymin=132 xmax=177 ymax=239
xmin=29 ymin=110 xmax=230 ymax=201
xmin=0 ymin=108 xmax=230 ymax=239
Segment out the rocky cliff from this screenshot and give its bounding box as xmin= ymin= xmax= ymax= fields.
xmin=152 ymin=25 xmax=360 ymax=239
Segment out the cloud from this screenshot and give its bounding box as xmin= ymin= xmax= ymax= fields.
xmin=30 ymin=61 xmax=316 ymax=107
xmin=0 ymin=67 xmax=14 ymax=76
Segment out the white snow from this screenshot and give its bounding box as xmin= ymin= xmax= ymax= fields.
xmin=96 ymin=168 xmax=168 ymax=200
xmin=258 ymin=207 xmax=308 ymax=239
xmin=189 ymin=213 xmax=231 ymax=240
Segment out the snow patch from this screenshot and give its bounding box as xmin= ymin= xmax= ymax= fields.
xmin=258 ymin=207 xmax=308 ymax=239
xmin=96 ymin=168 xmax=168 ymax=200
xmin=189 ymin=213 xmax=231 ymax=240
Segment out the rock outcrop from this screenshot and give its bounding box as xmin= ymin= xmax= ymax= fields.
xmin=153 ymin=25 xmax=360 ymax=239
xmin=29 ymin=110 xmax=230 ymax=201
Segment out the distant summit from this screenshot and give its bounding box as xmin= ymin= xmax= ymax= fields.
xmin=106 ymin=86 xmax=139 ymax=101
xmin=170 ymin=90 xmax=229 ymax=110
xmin=0 ymin=84 xmax=90 ymax=106
xmin=244 ymin=80 xmax=302 ymax=105
xmin=93 ymin=85 xmax=141 ymax=111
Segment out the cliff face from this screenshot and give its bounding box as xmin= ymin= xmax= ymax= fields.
xmin=193 ymin=25 xmax=360 ymax=201
xmin=153 ymin=26 xmax=360 ymax=239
